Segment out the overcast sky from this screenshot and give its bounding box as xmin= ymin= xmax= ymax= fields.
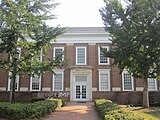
xmin=48 ymin=0 xmax=105 ymax=27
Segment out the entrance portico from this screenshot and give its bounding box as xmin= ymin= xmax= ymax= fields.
xmin=70 ymin=66 xmax=92 ymax=101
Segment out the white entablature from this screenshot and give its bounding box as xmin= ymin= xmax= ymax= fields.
xmin=52 ymin=27 xmax=111 ymax=44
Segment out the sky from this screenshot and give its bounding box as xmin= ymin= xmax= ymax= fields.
xmin=48 ymin=0 xmax=105 ymax=27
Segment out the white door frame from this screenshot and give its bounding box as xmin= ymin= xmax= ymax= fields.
xmin=74 ymin=83 xmax=88 ymax=101
xmin=70 ymin=68 xmax=92 ymax=101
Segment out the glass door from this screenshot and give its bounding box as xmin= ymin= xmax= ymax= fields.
xmin=75 ymin=84 xmax=87 ymax=100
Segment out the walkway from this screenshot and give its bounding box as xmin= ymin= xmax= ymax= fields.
xmin=43 ymin=102 xmax=99 ymax=120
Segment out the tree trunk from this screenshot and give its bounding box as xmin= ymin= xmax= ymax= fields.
xmin=143 ymin=78 xmax=149 ymax=108
xmin=9 ymin=58 xmax=17 ymax=103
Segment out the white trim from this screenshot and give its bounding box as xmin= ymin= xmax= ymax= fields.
xmin=0 ymin=39 xmax=2 ymax=43
xmin=52 ymin=32 xmax=111 ymax=44
xmin=122 ymin=70 xmax=134 ymax=91
xmin=112 ymin=87 xmax=121 ymax=91
xmin=148 ymin=78 xmax=157 ymax=91
xmin=76 ymin=47 xmax=87 ymax=65
xmin=53 ymin=47 xmax=64 ymax=61
xmin=17 ymin=47 xmax=21 ymax=58
xmin=42 ymin=87 xmax=51 ymax=91
xmin=70 ymin=68 xmax=92 ymax=101
xmin=52 ymin=69 xmax=64 ymax=91
xmin=136 ymin=87 xmax=143 ymax=91
xmin=65 ymin=87 xmax=70 ymax=91
xmin=0 ymin=87 xmax=6 ymax=91
xmin=20 ymin=87 xmax=28 ymax=91
xmin=98 ymin=46 xmax=109 ymax=65
xmin=39 ymin=50 xmax=43 ymax=62
xmin=8 ymin=72 xmax=19 ymax=91
xmin=98 ymin=69 xmax=110 ymax=91
xmin=30 ymin=75 xmax=41 ymax=91
xmin=92 ymin=87 xmax=97 ymax=91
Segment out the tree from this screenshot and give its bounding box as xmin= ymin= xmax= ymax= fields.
xmin=0 ymin=0 xmax=65 ymax=103
xmin=100 ymin=0 xmax=160 ymax=107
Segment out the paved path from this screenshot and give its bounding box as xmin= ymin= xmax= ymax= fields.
xmin=43 ymin=102 xmax=99 ymax=120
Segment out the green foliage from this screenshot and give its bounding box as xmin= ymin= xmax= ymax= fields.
xmin=100 ymin=0 xmax=160 ymax=108
xmin=0 ymin=0 xmax=65 ymax=103
xmin=95 ymin=99 xmax=112 ymax=105
xmin=0 ymin=0 xmax=65 ymax=76
xmin=100 ymin=0 xmax=160 ymax=79
xmin=30 ymin=98 xmax=45 ymax=103
xmin=104 ymin=109 xmax=144 ymax=120
xmin=95 ymin=99 xmax=145 ymax=120
xmin=95 ymin=99 xmax=119 ymax=117
xmin=49 ymin=98 xmax=63 ymax=108
xmin=0 ymin=100 xmax=62 ymax=120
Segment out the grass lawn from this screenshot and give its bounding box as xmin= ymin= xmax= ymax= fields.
xmin=125 ymin=107 xmax=160 ymax=120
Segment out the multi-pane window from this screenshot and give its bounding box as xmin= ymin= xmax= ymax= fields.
xmin=98 ymin=46 xmax=109 ymax=65
xmin=99 ymin=69 xmax=110 ymax=91
xmin=30 ymin=75 xmax=41 ymax=91
xmin=76 ymin=47 xmax=86 ymax=65
xmin=8 ymin=72 xmax=19 ymax=91
xmin=122 ymin=71 xmax=134 ymax=91
xmin=53 ymin=71 xmax=64 ymax=91
xmin=54 ymin=47 xmax=64 ymax=61
xmin=148 ymin=78 xmax=157 ymax=91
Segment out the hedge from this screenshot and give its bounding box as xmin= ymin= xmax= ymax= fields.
xmin=95 ymin=99 xmax=145 ymax=120
xmin=0 ymin=99 xmax=62 ymax=120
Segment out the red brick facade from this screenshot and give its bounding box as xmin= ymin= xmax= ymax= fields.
xmin=0 ymin=27 xmax=160 ymax=105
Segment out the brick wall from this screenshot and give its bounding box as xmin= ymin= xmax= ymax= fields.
xmin=0 ymin=43 xmax=160 ymax=104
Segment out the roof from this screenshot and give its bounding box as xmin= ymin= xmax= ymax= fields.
xmin=65 ymin=27 xmax=107 ymax=34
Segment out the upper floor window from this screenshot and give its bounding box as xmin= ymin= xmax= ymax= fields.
xmin=76 ymin=47 xmax=86 ymax=65
xmin=98 ymin=69 xmax=110 ymax=91
xmin=8 ymin=72 xmax=19 ymax=91
xmin=0 ymin=39 xmax=3 ymax=43
xmin=53 ymin=70 xmax=64 ymax=91
xmin=37 ymin=50 xmax=42 ymax=62
xmin=53 ymin=47 xmax=64 ymax=61
xmin=148 ymin=78 xmax=157 ymax=91
xmin=98 ymin=46 xmax=109 ymax=65
xmin=122 ymin=70 xmax=134 ymax=91
xmin=30 ymin=75 xmax=41 ymax=91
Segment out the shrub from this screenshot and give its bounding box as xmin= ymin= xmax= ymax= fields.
xmin=95 ymin=99 xmax=145 ymax=120
xmin=0 ymin=99 xmax=62 ymax=120
xmin=105 ymin=109 xmax=144 ymax=120
xmin=95 ymin=99 xmax=112 ymax=105
xmin=49 ymin=98 xmax=64 ymax=107
xmin=30 ymin=98 xmax=45 ymax=103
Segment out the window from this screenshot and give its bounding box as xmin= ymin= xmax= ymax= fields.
xmin=148 ymin=78 xmax=157 ymax=91
xmin=75 ymin=76 xmax=87 ymax=82
xmin=99 ymin=69 xmax=110 ymax=91
xmin=53 ymin=47 xmax=64 ymax=61
xmin=98 ymin=46 xmax=109 ymax=65
xmin=8 ymin=47 xmax=21 ymax=91
xmin=8 ymin=72 xmax=19 ymax=91
xmin=76 ymin=47 xmax=86 ymax=65
xmin=53 ymin=71 xmax=64 ymax=91
xmin=30 ymin=75 xmax=41 ymax=91
xmin=122 ymin=71 xmax=134 ymax=91
xmin=0 ymin=39 xmax=2 ymax=43
xmin=38 ymin=53 xmax=42 ymax=62
xmin=36 ymin=49 xmax=42 ymax=62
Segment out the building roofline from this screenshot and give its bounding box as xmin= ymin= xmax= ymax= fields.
xmin=63 ymin=27 xmax=109 ymax=35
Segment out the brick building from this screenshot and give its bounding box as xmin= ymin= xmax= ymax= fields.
xmin=0 ymin=27 xmax=160 ymax=104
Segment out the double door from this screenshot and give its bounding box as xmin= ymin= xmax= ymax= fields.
xmin=75 ymin=84 xmax=87 ymax=101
